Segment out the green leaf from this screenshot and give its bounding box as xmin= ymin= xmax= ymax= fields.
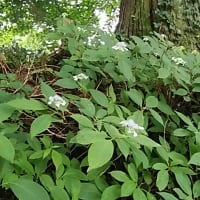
xmin=0 ymin=135 xmax=15 ymax=163
xmin=90 ymin=89 xmax=108 ymax=107
xmin=101 ymin=185 xmax=121 ymax=200
xmin=158 ymin=192 xmax=178 ymax=200
xmin=158 ymin=68 xmax=171 ymax=79
xmin=146 ymin=96 xmax=158 ymax=108
xmin=116 ymin=139 xmax=130 ymax=159
xmin=127 ymin=163 xmax=138 ymax=182
xmin=39 ymin=174 xmax=55 ymax=191
xmin=133 ymin=188 xmax=147 ymax=200
xmin=51 ymin=150 xmax=62 ymax=170
xmin=118 ymin=59 xmax=134 ymax=81
xmin=134 ymin=135 xmax=160 ymax=148
xmin=79 ymin=183 xmax=101 ymax=200
xmin=40 ymin=81 xmax=56 ymax=98
xmin=7 ymin=98 xmax=47 ymax=110
xmin=104 ymin=123 xmax=122 ymax=138
xmin=0 ymin=104 xmax=15 ymax=122
xmin=110 ymin=170 xmax=130 ymax=182
xmin=152 ymin=163 xmax=168 ymax=170
xmin=55 ymin=78 xmax=78 ymax=89
xmin=175 ymin=88 xmax=188 ymax=96
xmin=30 ymin=114 xmax=52 ymax=138
xmin=149 ymin=109 xmax=164 ymax=126
xmin=126 ymin=89 xmax=143 ymax=107
xmin=121 ymin=180 xmax=136 ymax=197
xmin=10 ymin=178 xmax=50 ymax=200
xmin=174 ymin=171 xmax=192 ymax=195
xmin=193 ymin=180 xmax=200 ymax=198
xmin=50 ymin=186 xmax=70 ymax=200
xmin=156 ymin=170 xmax=169 ymax=191
xmin=172 ymin=128 xmax=191 ymax=137
xmin=70 ymin=129 xmax=107 ymax=145
xmin=88 ymin=140 xmax=114 ymax=171
xmin=175 ymin=111 xmax=193 ymax=126
xmin=71 ymin=114 xmax=94 ymax=129
xmin=77 ymin=98 xmax=96 ymax=117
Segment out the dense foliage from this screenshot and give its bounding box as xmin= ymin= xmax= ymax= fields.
xmin=0 ymin=18 xmax=200 ymax=200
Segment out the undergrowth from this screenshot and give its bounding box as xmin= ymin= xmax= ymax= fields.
xmin=0 ymin=20 xmax=200 ymax=200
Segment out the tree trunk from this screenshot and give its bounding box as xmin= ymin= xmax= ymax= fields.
xmin=115 ymin=0 xmax=200 ymax=49
xmin=115 ymin=0 xmax=157 ymax=37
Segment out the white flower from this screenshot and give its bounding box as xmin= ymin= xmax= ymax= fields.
xmin=73 ymin=73 xmax=88 ymax=81
xmin=171 ymin=57 xmax=186 ymax=65
xmin=112 ymin=42 xmax=128 ymax=51
xmin=143 ymin=37 xmax=149 ymax=42
xmin=120 ymin=119 xmax=144 ymax=137
xmin=48 ymin=95 xmax=67 ymax=108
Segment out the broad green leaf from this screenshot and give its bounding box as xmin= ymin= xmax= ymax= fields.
xmin=157 ymin=101 xmax=174 ymax=115
xmin=52 ymin=150 xmax=62 ymax=170
xmin=95 ymin=177 xmax=108 ymax=192
xmin=10 ymin=178 xmax=50 ymax=200
xmin=77 ymin=98 xmax=96 ymax=117
xmin=134 ymin=135 xmax=160 ymax=148
xmin=90 ymin=89 xmax=108 ymax=107
xmin=79 ymin=183 xmax=101 ymax=200
xmin=55 ymin=78 xmax=78 ymax=89
xmin=88 ymin=140 xmax=114 ymax=171
xmin=30 ymin=114 xmax=52 ymax=138
xmin=127 ymin=163 xmax=138 ymax=182
xmin=7 ymin=98 xmax=47 ymax=110
xmin=40 ymin=81 xmax=56 ymax=98
xmin=110 ymin=170 xmax=130 ymax=182
xmin=173 ymin=188 xmax=188 ymax=199
xmin=174 ymin=171 xmax=192 ymax=195
xmin=146 ymin=192 xmax=156 ymax=200
xmin=175 ymin=111 xmax=193 ymax=126
xmin=116 ymin=139 xmax=130 ymax=159
xmin=101 ymin=185 xmax=121 ymax=200
xmin=39 ymin=174 xmax=55 ymax=191
xmin=158 ymin=192 xmax=178 ymax=200
xmin=64 ymin=177 xmax=80 ymax=200
xmin=121 ymin=180 xmax=136 ymax=197
xmin=0 ymin=104 xmax=15 ymax=122
xmin=104 ymin=123 xmax=122 ymax=138
xmin=146 ymin=96 xmax=158 ymax=108
xmin=152 ymin=163 xmax=168 ymax=170
xmin=126 ymin=89 xmax=143 ymax=107
xmin=188 ymin=152 xmax=200 ymax=165
xmin=118 ymin=59 xmax=134 ymax=81
xmin=149 ymin=109 xmax=164 ymax=126
xmin=0 ymin=135 xmax=15 ymax=163
xmin=193 ymin=180 xmax=200 ymax=198
xmin=175 ymin=88 xmax=188 ymax=96
xmin=132 ymin=147 xmax=149 ymax=169
xmin=50 ymin=186 xmax=70 ymax=200
xmin=133 ymin=188 xmax=147 ymax=200
xmin=71 ymin=114 xmax=94 ymax=129
xmin=158 ymin=68 xmax=171 ymax=79
xmin=70 ymin=129 xmax=107 ymax=145
xmin=156 ymin=170 xmax=169 ymax=191
xmin=172 ymin=128 xmax=191 ymax=137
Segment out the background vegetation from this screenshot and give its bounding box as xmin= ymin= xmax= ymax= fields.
xmin=0 ymin=0 xmax=200 ymax=200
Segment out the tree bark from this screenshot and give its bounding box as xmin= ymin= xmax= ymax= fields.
xmin=115 ymin=0 xmax=200 ymax=49
xmin=115 ymin=0 xmax=157 ymax=37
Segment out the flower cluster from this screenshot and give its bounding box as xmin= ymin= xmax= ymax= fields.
xmin=48 ymin=95 xmax=67 ymax=108
xmin=171 ymin=57 xmax=186 ymax=65
xmin=73 ymin=73 xmax=88 ymax=81
xmin=120 ymin=119 xmax=144 ymax=137
xmin=112 ymin=42 xmax=128 ymax=52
